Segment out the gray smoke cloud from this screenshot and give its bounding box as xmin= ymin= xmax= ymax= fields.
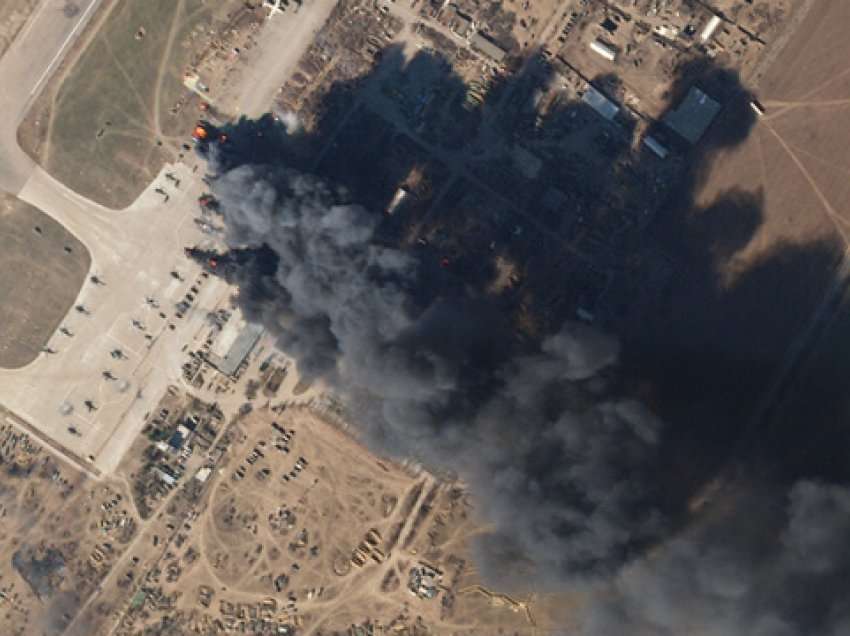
xmin=581 ymin=480 xmax=850 ymax=636
xmin=202 ymin=151 xmax=850 ymax=633
xmin=205 ymin=163 xmax=668 ymax=585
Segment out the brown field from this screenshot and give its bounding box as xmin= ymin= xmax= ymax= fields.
xmin=749 ymin=1 xmax=850 ymax=483
xmin=621 ymin=0 xmax=850 ymax=495
xmin=0 ymin=193 xmax=90 ymax=368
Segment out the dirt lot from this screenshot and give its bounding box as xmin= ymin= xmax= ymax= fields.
xmin=0 ymin=193 xmax=89 ymax=368
xmin=17 ymin=0 xmax=253 ymax=209
xmin=0 ymin=0 xmax=39 ymax=59
xmin=112 ymin=405 xmax=550 ymax=634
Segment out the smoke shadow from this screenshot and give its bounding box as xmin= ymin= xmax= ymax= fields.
xmin=197 ymin=35 xmax=849 ymax=586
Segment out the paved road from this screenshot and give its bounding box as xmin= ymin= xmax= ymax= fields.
xmin=0 ymin=0 xmax=103 ymax=193
xmin=229 ymin=0 xmax=339 ymax=118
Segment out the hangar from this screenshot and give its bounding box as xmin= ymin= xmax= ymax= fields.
xmin=663 ymin=87 xmax=721 ymax=144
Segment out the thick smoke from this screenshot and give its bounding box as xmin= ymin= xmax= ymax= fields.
xmin=203 ymin=162 xmax=667 ymax=584
xmin=581 ymin=480 xmax=850 ymax=636
xmin=200 ymin=138 xmax=850 ymax=633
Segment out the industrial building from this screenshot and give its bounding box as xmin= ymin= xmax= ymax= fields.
xmin=662 ymin=87 xmax=721 ymax=144
xmin=582 ymin=85 xmax=620 ymax=121
xmin=469 ymin=32 xmax=507 ymax=63
xmin=589 ymin=39 xmax=617 ymax=62
xmin=206 ymin=309 xmax=265 ymax=377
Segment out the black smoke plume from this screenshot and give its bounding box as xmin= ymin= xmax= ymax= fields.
xmin=191 ymin=160 xmax=667 ymax=586
xmin=187 ymin=46 xmax=850 ymax=631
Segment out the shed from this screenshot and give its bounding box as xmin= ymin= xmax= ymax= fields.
xmin=582 ymin=85 xmax=620 ymax=121
xmin=589 ymin=39 xmax=617 ymax=62
xmin=470 ymin=33 xmax=507 ymax=63
xmin=700 ymin=15 xmax=722 ymax=42
xmin=643 ymin=135 xmax=669 ymax=159
xmin=167 ymin=430 xmax=184 ymax=451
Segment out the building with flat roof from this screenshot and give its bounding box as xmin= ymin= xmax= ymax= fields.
xmin=470 ymin=32 xmax=507 ymax=63
xmin=582 ymin=85 xmax=620 ymax=121
xmin=207 ymin=308 xmax=265 ymax=377
xmin=662 ymin=87 xmax=721 ymax=144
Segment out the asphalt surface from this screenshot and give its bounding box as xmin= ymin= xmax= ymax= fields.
xmin=0 ymin=0 xmax=229 ymax=475
xmin=0 ymin=0 xmax=339 ymax=478
xmin=0 ymin=0 xmax=102 ymax=193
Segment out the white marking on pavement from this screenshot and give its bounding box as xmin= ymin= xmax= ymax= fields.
xmin=30 ymin=0 xmax=100 ymax=97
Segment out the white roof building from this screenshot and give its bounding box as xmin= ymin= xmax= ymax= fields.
xmin=589 ymin=39 xmax=617 ymax=62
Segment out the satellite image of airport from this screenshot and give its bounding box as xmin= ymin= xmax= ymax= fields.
xmin=0 ymin=0 xmax=849 ymax=634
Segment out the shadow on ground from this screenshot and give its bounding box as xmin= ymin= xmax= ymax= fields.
xmin=194 ymin=44 xmax=848 ymax=584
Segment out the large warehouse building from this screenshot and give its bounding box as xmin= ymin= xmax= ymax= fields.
xmin=207 ymin=309 xmax=265 ymax=377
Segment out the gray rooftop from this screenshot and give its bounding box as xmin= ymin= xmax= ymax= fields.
xmin=211 ymin=322 xmax=264 ymax=376
xmin=663 ymin=87 xmax=721 ymax=144
xmin=470 ymin=33 xmax=507 ymax=63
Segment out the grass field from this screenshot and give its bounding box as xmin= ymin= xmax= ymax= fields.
xmin=0 ymin=193 xmax=90 ymax=368
xmin=0 ymin=0 xmax=39 ymax=59
xmin=19 ymin=0 xmax=235 ymax=209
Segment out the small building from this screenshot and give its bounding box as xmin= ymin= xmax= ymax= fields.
xmin=750 ymin=100 xmax=766 ymax=117
xmin=643 ymin=135 xmax=669 ymax=159
xmin=582 ymin=85 xmax=620 ymax=121
xmin=470 ymin=32 xmax=507 ymax=63
xmin=167 ymin=429 xmax=185 ymax=451
xmin=663 ymin=87 xmax=721 ymax=144
xmin=589 ymin=39 xmax=617 ymax=62
xmin=700 ymin=15 xmax=722 ymax=42
xmin=448 ymin=6 xmax=474 ymax=38
xmin=195 ymin=467 xmax=212 ymax=483
xmin=386 ymin=187 xmax=409 ymax=215
xmin=155 ymin=467 xmax=176 ymax=486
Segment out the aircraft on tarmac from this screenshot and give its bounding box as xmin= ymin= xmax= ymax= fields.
xmin=102 ymin=370 xmax=116 ymax=381
xmin=131 ymin=319 xmax=145 ymax=331
xmin=145 ymin=296 xmax=160 ymax=308
xmin=110 ymin=349 xmax=125 ymax=360
xmin=75 ymin=304 xmax=90 ymax=315
xmin=59 ymin=326 xmax=73 ymax=337
xmin=42 ymin=346 xmax=57 ymax=354
xmin=90 ymin=274 xmax=105 ymax=285
xmin=83 ymin=400 xmax=98 ymax=412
